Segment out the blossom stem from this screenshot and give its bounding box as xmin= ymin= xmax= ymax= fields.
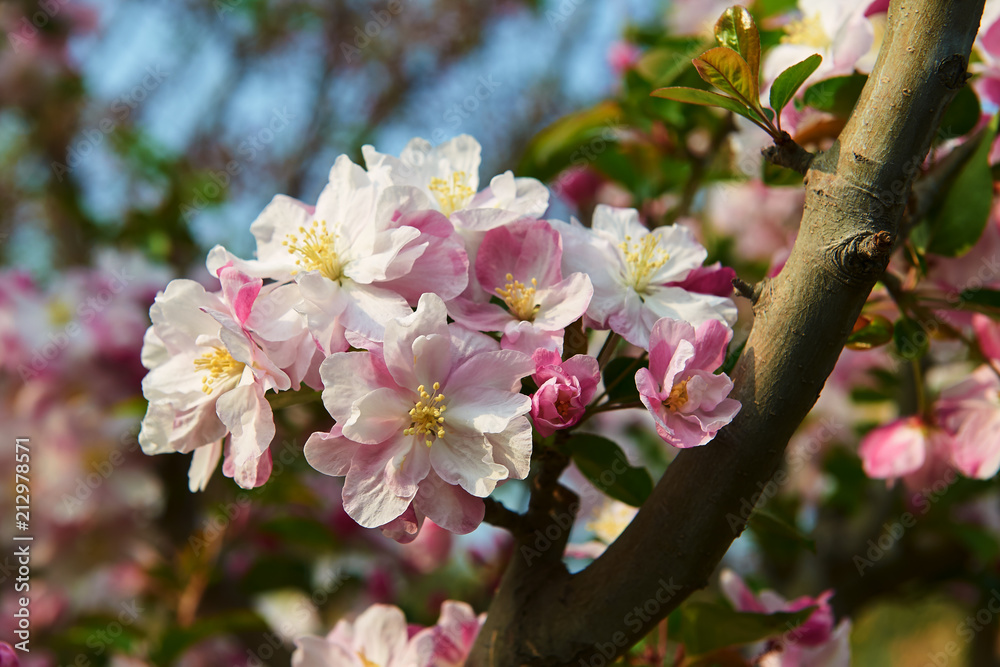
xmin=596 ymin=331 xmax=621 ymax=370
xmin=911 ymin=359 xmax=928 ymax=416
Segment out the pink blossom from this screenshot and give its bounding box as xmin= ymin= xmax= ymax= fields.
xmin=858 ymin=417 xmax=941 ymax=481
xmin=607 ymin=41 xmax=641 ymax=75
xmin=720 ymin=570 xmax=850 ymax=667
xmin=304 ymin=293 xmax=534 ymax=534
xmin=665 ymin=262 xmax=736 ymax=298
xmin=363 ymin=135 xmax=548 ymax=232
xmin=292 ymin=601 xmax=483 ymax=667
xmin=635 ymin=318 xmax=740 ymax=448
xmin=552 ymin=205 xmax=736 ymax=348
xmin=529 ymin=349 xmax=600 ymax=436
xmin=139 ymin=266 xmax=317 ymax=490
xmin=936 ymin=366 xmax=1000 ymax=479
xmin=208 ymin=155 xmax=469 ymax=345
xmin=705 ymin=181 xmax=804 ymax=263
xmin=447 ymin=219 xmax=592 ymax=351
xmin=0 ymin=642 xmax=18 ymax=667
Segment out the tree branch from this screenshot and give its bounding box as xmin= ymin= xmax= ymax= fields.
xmin=762 ymin=132 xmax=815 ymax=174
xmin=468 ymin=0 xmax=985 ymax=663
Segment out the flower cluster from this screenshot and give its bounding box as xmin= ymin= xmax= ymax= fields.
xmin=138 ymin=135 xmax=741 ymax=539
xmin=292 ymin=601 xmax=482 ymax=667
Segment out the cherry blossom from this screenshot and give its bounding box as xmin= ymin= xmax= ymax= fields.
xmin=935 ymin=366 xmax=1000 ymax=479
xmin=292 ymin=601 xmax=483 ymax=667
xmin=139 ymin=266 xmax=316 ymax=490
xmin=721 ymin=570 xmax=850 ymax=667
xmin=552 ymin=205 xmax=736 ymax=348
xmin=447 ymin=218 xmax=592 ymax=352
xmin=635 ymin=317 xmax=740 ymax=448
xmin=304 ymin=293 xmax=533 ymax=534
xmin=207 ymin=155 xmax=468 ymax=345
xmin=529 ymin=349 xmax=600 ymax=437
xmin=362 ymin=134 xmax=548 ymax=232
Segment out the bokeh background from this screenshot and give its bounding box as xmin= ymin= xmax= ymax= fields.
xmin=4 ymin=0 xmax=1000 ymax=665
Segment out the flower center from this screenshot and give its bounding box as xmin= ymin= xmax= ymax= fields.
xmin=403 ymin=382 xmax=447 ymax=447
xmin=193 ymin=347 xmax=244 ymax=395
xmin=282 ymin=220 xmax=343 ymax=281
xmin=780 ymin=13 xmax=830 ymax=48
xmin=428 ymin=171 xmax=474 ymax=216
xmin=663 ymin=379 xmax=690 ymax=412
xmin=496 ymin=273 xmax=539 ymax=321
xmin=619 ymin=234 xmax=669 ymax=294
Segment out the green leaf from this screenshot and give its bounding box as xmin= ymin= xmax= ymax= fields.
xmin=680 ymin=601 xmax=816 ymax=657
xmin=601 ymin=356 xmax=646 ymax=403
xmin=651 ymin=86 xmax=751 ymax=118
xmin=769 ymin=54 xmax=822 ymax=119
xmin=517 ymin=101 xmax=622 ymax=181
xmin=748 ymin=508 xmax=816 ymax=553
xmin=567 ymin=434 xmax=653 ymax=507
xmin=802 ymin=74 xmax=868 ymax=116
xmin=717 ymin=338 xmax=746 ymax=376
xmin=958 ymin=287 xmax=1000 ymax=310
xmin=893 ymin=316 xmax=929 ymax=361
xmin=926 ymin=117 xmax=998 ymax=257
xmin=714 ymin=6 xmax=762 ymax=90
xmin=846 ymin=313 xmax=894 ymax=350
xmin=938 ymin=85 xmax=981 ymax=140
xmin=153 ymin=610 xmax=269 ymax=665
xmin=692 ymin=47 xmax=759 ymax=110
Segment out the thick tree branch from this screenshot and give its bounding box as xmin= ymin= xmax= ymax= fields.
xmin=468 ymin=1 xmax=985 ymax=663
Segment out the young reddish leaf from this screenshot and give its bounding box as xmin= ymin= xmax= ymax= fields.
xmin=714 ymin=5 xmax=761 ymax=88
xmin=692 ymin=47 xmax=760 ymax=113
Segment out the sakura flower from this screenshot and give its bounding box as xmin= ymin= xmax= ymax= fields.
xmin=762 ymin=0 xmax=884 ymax=95
xmin=208 ymin=155 xmax=468 ymax=344
xmin=858 ymin=417 xmax=924 ymax=480
xmin=304 ymin=293 xmax=534 ymax=535
xmin=720 ymin=570 xmax=851 ymax=667
xmin=362 ymin=134 xmax=548 ymax=232
xmin=935 ymin=365 xmax=1000 ymax=479
xmin=566 ymin=498 xmax=638 ymax=560
xmin=635 ymin=317 xmax=741 ymax=448
xmin=139 ymin=266 xmax=315 ymax=490
xmin=529 ymin=349 xmax=600 ymax=437
xmin=292 ymin=601 xmax=483 ymax=667
xmin=292 ymin=603 xmax=409 ymax=667
xmin=405 ymin=601 xmax=484 ymax=667
xmin=447 ymin=218 xmax=593 ymax=352
xmin=552 ymin=205 xmax=736 ymax=348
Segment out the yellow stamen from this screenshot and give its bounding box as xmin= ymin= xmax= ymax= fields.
xmin=428 ymin=171 xmax=474 ymax=216
xmin=356 ymin=651 xmax=379 ymax=667
xmin=780 ymin=13 xmax=830 ymax=48
xmin=281 ymin=220 xmax=343 ymax=281
xmin=663 ymin=379 xmax=690 ymax=412
xmin=192 ymin=347 xmax=244 ymax=395
xmin=403 ymin=381 xmax=448 ymax=447
xmin=619 ymin=234 xmax=669 ymax=294
xmin=496 ymin=272 xmax=539 ymax=321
